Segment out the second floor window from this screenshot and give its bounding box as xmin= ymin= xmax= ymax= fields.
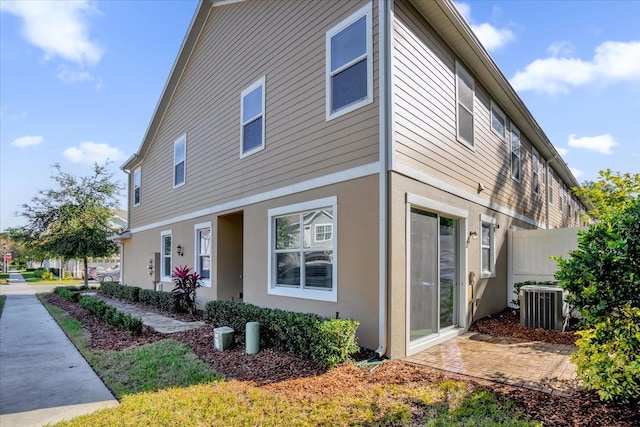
xmin=133 ymin=167 xmax=141 ymax=206
xmin=549 ymin=168 xmax=554 ymax=205
xmin=241 ymin=77 xmax=265 ymax=157
xmin=490 ymin=102 xmax=506 ymax=140
xmin=174 ymin=135 xmax=186 ymax=187
xmin=456 ymin=62 xmax=475 ymax=147
xmin=326 ymin=3 xmax=372 ymax=120
xmin=510 ymin=125 xmax=521 ymax=182
xmin=532 ymin=147 xmax=540 ymax=195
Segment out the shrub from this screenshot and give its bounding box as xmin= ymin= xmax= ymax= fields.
xmin=63 ymin=270 xmax=73 ymax=280
xmin=171 ymin=266 xmax=202 ymax=315
xmin=555 ymin=198 xmax=639 ymax=326
xmin=511 ymin=280 xmax=558 ymax=307
xmin=79 ymin=295 xmax=143 ymax=335
xmin=138 ymin=288 xmax=178 ymax=313
xmin=39 ymin=270 xmax=54 ymax=280
xmin=100 ymin=281 xmax=140 ymax=303
xmin=571 ymin=305 xmax=640 ymax=402
xmin=556 ymin=197 xmax=640 ymax=402
xmin=54 ymin=286 xmax=81 ymax=302
xmin=204 ymin=300 xmax=359 ymax=369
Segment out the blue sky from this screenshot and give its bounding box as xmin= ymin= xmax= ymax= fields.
xmin=1 ymin=0 xmax=639 ymax=232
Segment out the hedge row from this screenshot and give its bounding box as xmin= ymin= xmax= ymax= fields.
xmin=204 ymin=300 xmax=359 ymax=369
xmin=100 ymin=282 xmax=178 ymax=313
xmin=79 ymin=295 xmax=143 ymax=335
xmin=53 ymin=286 xmax=82 ymax=302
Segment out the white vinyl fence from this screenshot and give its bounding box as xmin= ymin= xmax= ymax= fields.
xmin=507 ymin=227 xmax=586 ymax=308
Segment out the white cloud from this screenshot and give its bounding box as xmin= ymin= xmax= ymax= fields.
xmin=56 ymin=65 xmax=103 ymax=88
xmin=568 ymin=134 xmax=618 ymax=155
xmin=470 ymin=22 xmax=515 ymax=52
xmin=0 ymin=0 xmax=103 ymax=66
xmin=547 ymin=41 xmax=574 ymax=57
xmin=63 ymin=141 xmax=125 ymax=164
xmin=570 ymin=167 xmax=583 ymax=179
xmin=511 ymin=40 xmax=640 ymax=94
xmin=454 ymin=2 xmax=515 ymax=52
xmin=556 ymin=147 xmax=569 ymax=156
xmin=11 ymin=135 xmax=44 ymax=147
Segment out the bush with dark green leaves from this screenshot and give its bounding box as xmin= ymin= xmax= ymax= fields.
xmin=79 ymin=295 xmax=142 ymax=335
xmin=100 ymin=281 xmax=140 ymax=303
xmin=555 ymin=197 xmax=640 ymax=402
xmin=204 ymin=300 xmax=359 ymax=369
xmin=53 ymin=286 xmax=81 ymax=303
xmin=555 ymin=198 xmax=639 ymax=325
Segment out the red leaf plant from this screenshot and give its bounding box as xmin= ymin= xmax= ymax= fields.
xmin=171 ymin=265 xmax=202 ymax=315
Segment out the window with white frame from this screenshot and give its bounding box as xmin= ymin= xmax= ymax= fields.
xmin=326 ymin=3 xmax=373 ymax=120
xmin=548 ymin=168 xmax=554 ymax=205
xmin=532 ymin=147 xmax=540 ymax=195
xmin=194 ymin=223 xmax=211 ymax=286
xmin=133 ymin=167 xmax=141 ymax=206
xmin=456 ymin=62 xmax=475 ymax=147
xmin=559 ymin=184 xmax=564 ymax=212
xmin=174 ymin=135 xmax=186 ymax=187
xmin=490 ymin=102 xmax=506 ymax=140
xmin=268 ymin=197 xmax=337 ymax=302
xmin=480 ymin=215 xmax=496 ymax=278
xmin=161 ymin=231 xmax=172 ymax=280
xmin=240 ymin=76 xmax=265 ymax=157
xmin=510 ymin=125 xmax=521 ymax=181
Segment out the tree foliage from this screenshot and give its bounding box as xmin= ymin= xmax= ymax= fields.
xmin=18 ymin=163 xmax=123 ymax=286
xmin=555 ymin=196 xmax=640 ymax=402
xmin=573 ymin=169 xmax=640 ymax=222
xmin=555 ymin=198 xmax=640 ymax=325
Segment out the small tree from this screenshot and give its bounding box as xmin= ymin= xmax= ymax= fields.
xmin=18 ymin=163 xmax=123 ymax=287
xmin=171 ymin=265 xmax=202 ymax=315
xmin=573 ymin=169 xmax=640 ymax=222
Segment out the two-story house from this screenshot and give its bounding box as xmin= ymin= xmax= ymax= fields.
xmin=117 ymin=0 xmax=587 ymax=359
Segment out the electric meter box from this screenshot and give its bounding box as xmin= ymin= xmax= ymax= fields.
xmin=213 ymin=326 xmax=235 ymax=351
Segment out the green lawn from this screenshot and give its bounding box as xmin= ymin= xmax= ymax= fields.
xmin=40 ymin=294 xmax=539 ymax=427
xmin=20 ymin=270 xmax=85 ymax=285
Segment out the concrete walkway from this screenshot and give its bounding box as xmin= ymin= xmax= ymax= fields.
xmin=93 ymin=295 xmax=205 ymax=333
xmin=405 ymin=332 xmax=581 ymax=397
xmin=0 ymin=272 xmax=118 ymax=427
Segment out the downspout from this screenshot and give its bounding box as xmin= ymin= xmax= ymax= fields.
xmin=376 ymin=0 xmax=392 ymax=358
xmin=121 ymin=167 xmax=131 ymax=284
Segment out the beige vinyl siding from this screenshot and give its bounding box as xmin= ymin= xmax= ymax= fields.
xmin=130 ymin=0 xmax=379 ymax=228
xmin=392 ymin=0 xmax=546 ymax=227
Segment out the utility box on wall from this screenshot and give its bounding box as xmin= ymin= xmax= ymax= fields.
xmin=148 ymin=252 xmax=160 ymax=283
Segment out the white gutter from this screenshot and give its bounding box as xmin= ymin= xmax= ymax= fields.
xmin=376 ymin=0 xmax=392 ymax=358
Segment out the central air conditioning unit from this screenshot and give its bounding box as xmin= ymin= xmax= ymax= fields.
xmin=519 ymin=285 xmax=564 ymax=330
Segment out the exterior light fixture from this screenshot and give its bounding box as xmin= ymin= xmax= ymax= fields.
xmin=177 ymin=245 xmax=184 ymax=256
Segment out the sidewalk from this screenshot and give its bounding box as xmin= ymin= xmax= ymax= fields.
xmin=0 ymin=272 xmax=118 ymax=427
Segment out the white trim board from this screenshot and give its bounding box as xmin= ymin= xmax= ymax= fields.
xmin=395 ymin=161 xmax=546 ymax=229
xmin=130 ymin=162 xmax=379 ymax=234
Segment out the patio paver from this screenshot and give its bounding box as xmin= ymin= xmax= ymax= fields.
xmin=404 ymin=332 xmax=581 ymax=397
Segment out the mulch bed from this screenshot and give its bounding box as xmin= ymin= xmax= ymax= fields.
xmin=44 ymin=293 xmax=639 ymax=426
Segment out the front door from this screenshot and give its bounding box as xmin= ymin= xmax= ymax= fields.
xmin=409 ymin=207 xmax=459 ymax=344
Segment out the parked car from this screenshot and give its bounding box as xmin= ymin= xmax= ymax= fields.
xmin=82 ymin=266 xmax=105 ymax=280
xmin=96 ymin=265 xmax=120 ymax=282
